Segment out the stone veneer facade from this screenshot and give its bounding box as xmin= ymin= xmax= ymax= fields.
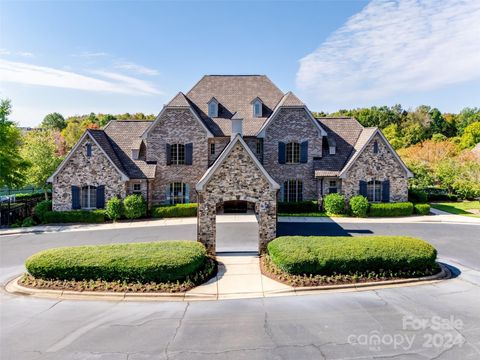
xmin=341 ymin=133 xmax=408 ymax=202
xmin=146 ymin=108 xmax=209 ymax=204
xmin=52 ymin=137 xmax=126 ymax=211
xmin=262 ymin=108 xmax=323 ymax=200
xmin=197 ymin=141 xmax=277 ymax=255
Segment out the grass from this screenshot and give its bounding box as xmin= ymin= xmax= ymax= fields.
xmin=431 ymin=201 xmax=480 ymax=218
xmin=25 ymin=241 xmax=208 ymax=283
xmin=267 ymin=236 xmax=437 ymax=276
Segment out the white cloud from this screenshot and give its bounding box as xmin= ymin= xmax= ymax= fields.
xmin=113 ymin=61 xmax=159 ymax=76
xmin=297 ymin=0 xmax=480 ymax=104
xmin=0 ymin=48 xmax=35 ymax=57
xmin=0 ymin=59 xmax=162 ymax=96
xmin=72 ymin=51 xmax=109 ymax=58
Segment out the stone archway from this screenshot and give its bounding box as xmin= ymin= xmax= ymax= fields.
xmin=196 ymin=135 xmax=279 ymax=255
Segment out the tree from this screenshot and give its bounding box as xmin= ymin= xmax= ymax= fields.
xmin=61 ymin=121 xmax=84 ymax=149
xmin=98 ymin=114 xmax=116 ymax=127
xmin=41 ymin=112 xmax=66 ymax=131
xmin=456 ymin=107 xmax=480 ymax=134
xmin=459 ymin=122 xmax=480 ymax=149
xmin=20 ymin=129 xmax=63 ymax=200
xmin=0 ymin=99 xmax=28 ymax=188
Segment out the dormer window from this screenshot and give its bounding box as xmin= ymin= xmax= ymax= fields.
xmin=252 ymin=98 xmax=263 ymax=117
xmin=208 ymin=98 xmax=218 ymax=118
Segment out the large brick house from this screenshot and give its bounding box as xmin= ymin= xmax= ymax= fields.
xmin=48 ymin=75 xmax=412 ymax=211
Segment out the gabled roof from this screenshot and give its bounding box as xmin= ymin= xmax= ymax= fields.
xmin=196 ymin=134 xmax=280 ymax=191
xmin=338 ymin=127 xmax=413 ymax=178
xmin=103 ymin=121 xmax=157 ymax=179
xmin=167 ymin=92 xmax=191 ymax=107
xmin=256 ymin=92 xmax=327 ymax=137
xmin=313 ymin=117 xmax=364 ymax=177
xmin=47 ymin=130 xmax=130 ymax=183
xmin=186 ymin=75 xmax=285 ymax=136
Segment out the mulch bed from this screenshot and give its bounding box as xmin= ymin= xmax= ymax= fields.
xmin=20 ymin=257 xmax=217 ymax=293
xmin=260 ymin=255 xmax=441 ymax=288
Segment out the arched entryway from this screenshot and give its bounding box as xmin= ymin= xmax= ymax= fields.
xmin=196 ymin=135 xmax=279 ymax=255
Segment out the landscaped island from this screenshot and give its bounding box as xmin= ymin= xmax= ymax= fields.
xmin=262 ymin=236 xmax=440 ymax=287
xmin=22 ymin=241 xmax=216 ymax=292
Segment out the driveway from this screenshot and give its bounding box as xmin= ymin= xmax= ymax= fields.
xmin=1 ymin=219 xmax=480 ymax=359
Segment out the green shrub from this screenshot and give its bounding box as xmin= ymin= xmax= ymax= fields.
xmin=409 ymin=188 xmax=428 ymax=203
xmin=414 ymin=203 xmax=431 ymax=215
xmin=15 ymin=192 xmax=48 ymax=201
xmin=21 ymin=216 xmax=36 ymax=227
xmin=278 ymin=201 xmax=318 ymax=214
xmin=323 ymin=193 xmax=345 ymax=215
xmin=34 ymin=200 xmax=52 ymax=223
xmin=267 ymin=236 xmax=437 ymax=275
xmin=123 ymin=194 xmax=147 ymax=219
xmin=349 ymin=195 xmax=369 ymax=217
xmin=25 ymin=241 xmax=207 ymax=283
xmin=369 ymin=202 xmax=414 ymax=217
xmin=105 ymin=197 xmax=123 ymax=221
xmin=153 ymin=203 xmax=198 ymax=218
xmin=43 ymin=210 xmax=105 ymax=224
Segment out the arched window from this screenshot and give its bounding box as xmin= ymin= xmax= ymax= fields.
xmin=170 ymin=144 xmax=185 ymax=165
xmin=286 ymin=142 xmax=300 ymax=163
xmin=283 ymin=180 xmax=303 ymax=202
xmin=81 ymin=185 xmax=97 ymax=209
xmin=367 ymin=180 xmax=382 ymax=202
xmin=208 ymin=98 xmax=218 ymax=117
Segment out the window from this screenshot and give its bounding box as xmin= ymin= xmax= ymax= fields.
xmin=329 ymin=180 xmax=338 ymax=194
xmin=286 ymin=142 xmax=300 ymax=163
xmin=133 ymin=183 xmax=141 ymax=194
xmin=253 ymin=100 xmax=262 ymax=117
xmin=256 ymin=139 xmax=263 ymax=155
xmin=283 ymin=180 xmax=303 ymax=202
xmin=170 ymin=144 xmax=185 ymax=165
xmin=373 ymin=141 xmax=379 ymax=154
xmin=86 ymin=143 xmax=92 ymax=157
xmin=367 ymin=180 xmax=382 ymax=202
xmin=169 ymin=182 xmax=188 ymax=204
xmin=81 ymin=185 xmax=97 ymax=209
xmin=208 ymin=99 xmax=218 ymax=117
xmin=210 ymin=143 xmax=215 ymax=155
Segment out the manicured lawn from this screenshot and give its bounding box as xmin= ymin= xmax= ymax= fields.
xmin=431 ymin=201 xmax=480 ymax=218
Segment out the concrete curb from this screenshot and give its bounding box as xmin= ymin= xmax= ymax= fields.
xmin=4 ymin=264 xmax=449 ymax=302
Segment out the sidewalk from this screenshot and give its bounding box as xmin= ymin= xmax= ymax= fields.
xmin=2 ymin=211 xmax=479 ymax=236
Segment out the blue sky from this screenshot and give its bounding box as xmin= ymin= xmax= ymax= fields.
xmin=1 ymin=0 xmax=479 ymax=127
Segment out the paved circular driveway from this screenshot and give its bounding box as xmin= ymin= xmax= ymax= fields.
xmin=1 ymin=220 xmax=479 ymax=359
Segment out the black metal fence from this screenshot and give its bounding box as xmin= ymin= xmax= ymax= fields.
xmin=0 ymin=197 xmax=44 ymax=226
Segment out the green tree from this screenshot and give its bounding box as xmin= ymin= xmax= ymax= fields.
xmin=98 ymin=114 xmax=116 ymax=127
xmin=41 ymin=112 xmax=66 ymax=131
xmin=459 ymin=122 xmax=480 ymax=149
xmin=61 ymin=121 xmax=84 ymax=149
xmin=20 ymin=129 xmax=63 ymax=199
xmin=0 ymin=99 xmax=28 ymax=188
xmin=456 ymin=107 xmax=480 ymax=134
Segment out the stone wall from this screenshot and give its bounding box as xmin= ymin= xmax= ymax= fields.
xmin=341 ymin=133 xmax=408 ymax=202
xmin=262 ymin=108 xmax=323 ymax=201
xmin=52 ymin=136 xmax=126 ymax=211
xmin=146 ymin=108 xmax=209 ymax=204
xmin=197 ymin=141 xmax=277 ymax=254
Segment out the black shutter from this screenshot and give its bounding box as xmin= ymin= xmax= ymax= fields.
xmin=382 ymin=180 xmax=390 ymax=202
xmin=185 ymin=143 xmax=193 ymax=165
xmin=71 ymin=186 xmax=80 ymax=209
xmin=96 ymin=185 xmax=105 ymax=209
xmin=278 ymin=142 xmax=286 ymax=164
xmin=86 ymin=143 xmax=92 ymax=157
xmin=300 ymin=141 xmax=308 ymax=163
xmin=166 ymin=143 xmax=171 ymax=165
xmin=359 ymin=181 xmax=367 ymax=197
xmin=373 ymin=141 xmax=379 ymax=154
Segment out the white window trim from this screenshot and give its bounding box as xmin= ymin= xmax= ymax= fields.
xmin=283 ymin=179 xmax=303 ymax=202
xmin=208 ymin=99 xmax=218 ymax=118
xmin=286 ymin=142 xmax=300 ymax=164
xmin=81 ymin=185 xmax=97 ymax=209
xmin=367 ymin=180 xmax=382 ymax=202
xmin=253 ymin=100 xmax=262 ymax=117
xmin=171 ymin=144 xmax=186 ymax=165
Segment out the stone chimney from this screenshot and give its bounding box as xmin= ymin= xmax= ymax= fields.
xmin=231 ymin=112 xmax=243 ymax=140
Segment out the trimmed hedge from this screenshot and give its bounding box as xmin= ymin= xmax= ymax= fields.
xmin=105 ymin=197 xmax=123 ymax=221
xmin=35 ymin=200 xmax=52 ymax=223
xmin=267 ymin=236 xmax=437 ymax=275
xmin=323 ymin=193 xmax=346 ymax=215
xmin=349 ymin=195 xmax=369 ymax=217
xmin=25 ymin=241 xmax=207 ymax=283
xmin=409 ymin=188 xmax=428 ymax=203
xmin=123 ymin=194 xmax=147 ymax=219
xmin=278 ymin=201 xmax=318 ymax=214
xmin=43 ymin=210 xmax=105 ymax=224
xmin=414 ymin=203 xmax=431 ymax=215
xmin=369 ymin=202 xmax=414 ymax=217
xmin=153 ymin=203 xmax=198 ymax=218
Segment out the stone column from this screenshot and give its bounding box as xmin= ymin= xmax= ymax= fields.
xmin=197 ymin=193 xmax=216 ymax=255
xmin=258 ymin=198 xmax=277 ymax=253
